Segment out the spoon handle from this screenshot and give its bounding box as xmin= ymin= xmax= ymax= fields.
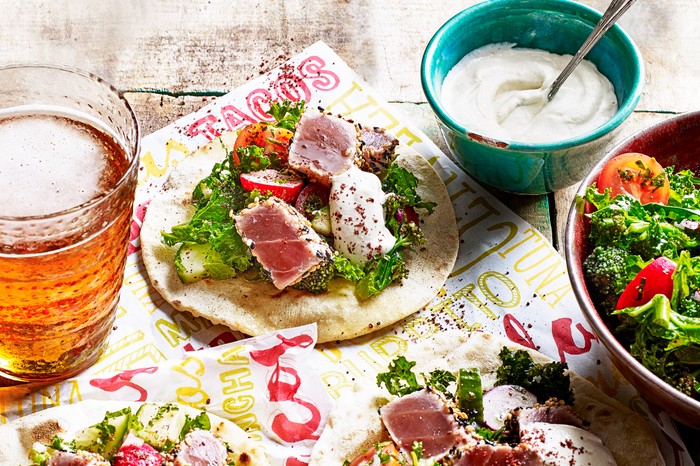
xmin=547 ymin=0 xmax=638 ymax=101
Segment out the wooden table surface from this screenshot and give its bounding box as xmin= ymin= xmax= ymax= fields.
xmin=2 ymin=0 xmax=699 ymax=460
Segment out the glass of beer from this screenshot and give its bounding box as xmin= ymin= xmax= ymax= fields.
xmin=0 ymin=65 xmax=140 ymax=382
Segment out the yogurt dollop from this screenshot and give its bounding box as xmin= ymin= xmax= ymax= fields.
xmin=440 ymin=43 xmax=618 ymax=144
xmin=329 ymin=165 xmax=396 ymax=266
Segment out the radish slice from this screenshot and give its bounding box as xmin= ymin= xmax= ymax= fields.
xmin=482 ymin=385 xmax=537 ymax=430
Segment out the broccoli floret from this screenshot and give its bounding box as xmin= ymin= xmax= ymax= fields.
xmin=583 ymin=246 xmax=631 ymax=315
xmin=292 ymin=258 xmax=335 ymax=294
xmin=588 ymin=209 xmax=628 ymax=248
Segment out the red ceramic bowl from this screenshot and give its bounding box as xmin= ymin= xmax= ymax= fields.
xmin=565 ymin=111 xmax=700 ymax=428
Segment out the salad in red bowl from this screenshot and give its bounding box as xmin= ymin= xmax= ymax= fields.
xmin=566 ymin=111 xmax=700 ymax=428
xmin=580 ymin=152 xmax=699 ymax=401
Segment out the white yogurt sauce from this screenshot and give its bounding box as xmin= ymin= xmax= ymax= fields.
xmin=520 ymin=422 xmax=616 ymax=465
xmin=329 ymin=165 xmax=396 ymax=266
xmin=440 ymin=43 xmax=618 ymax=144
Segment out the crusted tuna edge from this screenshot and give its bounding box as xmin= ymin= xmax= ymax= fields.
xmin=234 ymin=196 xmax=333 ymax=289
xmin=287 ymin=107 xmax=363 ymax=185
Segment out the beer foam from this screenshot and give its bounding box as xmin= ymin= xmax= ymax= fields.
xmin=0 ymin=114 xmax=119 ymax=217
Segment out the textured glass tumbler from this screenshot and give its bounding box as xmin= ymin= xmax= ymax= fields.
xmin=0 ymin=65 xmax=140 ymax=382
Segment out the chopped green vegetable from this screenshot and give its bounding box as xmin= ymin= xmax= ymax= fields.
xmin=614 ymin=294 xmax=700 ymax=397
xmin=425 ymin=369 xmax=456 ymax=396
xmin=376 ymin=356 xmax=421 ymax=397
xmin=236 ymin=144 xmax=278 ymax=173
xmin=333 ymin=255 xmax=365 ymax=283
xmin=180 ymin=411 xmax=211 ymax=438
xmin=71 ymin=407 xmax=132 ymax=460
xmin=310 ymin=205 xmax=331 ymax=236
xmin=411 ymin=441 xmax=424 ymax=463
xmin=495 ymin=347 xmax=574 ymax=405
xmin=582 ymin=246 xmax=640 ymax=316
xmin=382 ymin=164 xmax=436 ymax=214
xmin=456 ymin=368 xmax=483 ymax=423
xmin=268 ymin=99 xmax=305 ymax=130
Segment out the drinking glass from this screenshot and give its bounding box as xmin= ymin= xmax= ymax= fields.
xmin=0 ymin=65 xmax=140 ymax=382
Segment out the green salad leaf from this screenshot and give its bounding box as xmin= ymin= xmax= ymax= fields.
xmin=495 ymin=347 xmax=574 ymax=405
xmin=268 ymin=99 xmax=305 ymax=130
xmin=376 ymin=356 xmax=421 ymax=397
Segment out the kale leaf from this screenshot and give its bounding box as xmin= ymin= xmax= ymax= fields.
xmin=161 ymin=144 xmax=254 ymax=280
xmin=376 ymin=356 xmax=421 ymax=397
xmin=495 ymin=347 xmax=574 ymax=405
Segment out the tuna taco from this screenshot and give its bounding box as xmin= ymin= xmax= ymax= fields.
xmin=310 ymin=331 xmax=664 ymax=466
xmin=140 ymin=101 xmax=459 ymax=342
xmin=0 ymin=401 xmax=269 ymax=465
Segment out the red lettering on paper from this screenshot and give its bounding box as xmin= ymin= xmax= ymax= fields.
xmin=250 ymin=334 xmax=314 ymax=367
xmin=285 ymin=457 xmax=309 ymax=466
xmin=298 ymin=56 xmax=340 ymax=91
xmin=250 ymin=334 xmax=321 ymax=443
xmin=551 ymin=318 xmax=598 ymax=362
xmin=183 ymin=343 xmax=203 ymax=352
xmin=274 ymin=69 xmax=311 ymax=103
xmin=503 ymin=313 xmax=537 ymax=350
xmin=246 ymin=88 xmax=275 ymax=121
xmin=220 ymin=105 xmax=257 ymax=132
xmin=186 ymin=114 xmax=221 ymax=141
xmin=89 ymin=367 xmax=158 ymax=401
xmin=128 ymin=200 xmax=150 ymax=256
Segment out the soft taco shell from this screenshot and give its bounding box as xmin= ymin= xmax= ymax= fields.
xmin=140 ymin=132 xmax=459 ymax=343
xmin=309 ymin=330 xmax=664 ymax=466
xmin=0 ymin=400 xmax=269 ymax=465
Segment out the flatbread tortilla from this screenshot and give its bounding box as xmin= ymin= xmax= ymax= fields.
xmin=140 ymin=131 xmax=459 ymax=343
xmin=0 ymin=400 xmax=269 ymax=465
xmin=309 ymin=331 xmax=664 ymax=466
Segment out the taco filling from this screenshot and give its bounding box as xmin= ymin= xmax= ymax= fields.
xmin=345 ymin=349 xmax=616 ymax=466
xmin=160 ymin=100 xmax=436 ymax=300
xmin=21 ymin=402 xmax=268 ymax=466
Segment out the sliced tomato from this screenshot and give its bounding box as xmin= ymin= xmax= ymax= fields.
xmin=233 ymin=122 xmax=293 ymax=165
xmin=616 ymin=256 xmax=676 ymax=310
xmin=239 ymin=169 xmax=304 ymax=204
xmin=597 ymin=152 xmax=670 ymax=205
xmin=348 ymin=444 xmax=402 ymax=466
xmin=294 ymin=182 xmax=330 ymax=220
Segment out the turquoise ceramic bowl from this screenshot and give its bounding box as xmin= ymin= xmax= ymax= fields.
xmin=422 ymin=0 xmax=644 ymax=194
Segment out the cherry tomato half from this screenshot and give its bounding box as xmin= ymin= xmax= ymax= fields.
xmin=597 ymin=153 xmax=670 ymax=205
xmin=616 ymin=256 xmax=676 ymax=310
xmin=239 ymin=169 xmax=304 ymax=204
xmin=233 ymin=122 xmax=293 ymax=165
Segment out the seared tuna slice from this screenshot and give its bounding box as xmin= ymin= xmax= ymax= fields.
xmin=235 ymin=197 xmax=333 ymax=290
xmin=517 ymin=405 xmax=585 ymax=430
xmin=379 ymin=388 xmax=476 ymax=462
xmin=360 ymin=126 xmax=398 ymax=174
xmin=288 ymin=108 xmax=361 ymax=186
xmin=174 ymin=429 xmax=227 ymax=466
xmin=446 ymin=443 xmax=543 ymax=466
xmin=47 ymin=451 xmax=110 ymax=466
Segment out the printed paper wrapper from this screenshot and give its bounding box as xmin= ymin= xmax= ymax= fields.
xmin=0 ymin=41 xmax=691 ymax=465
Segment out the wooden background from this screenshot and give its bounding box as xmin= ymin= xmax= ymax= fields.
xmin=2 ymin=0 xmax=699 ymax=459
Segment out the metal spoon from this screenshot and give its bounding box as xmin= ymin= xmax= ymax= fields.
xmin=547 ymin=0 xmax=639 ymax=101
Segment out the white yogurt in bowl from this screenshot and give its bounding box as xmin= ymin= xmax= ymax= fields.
xmin=440 ymin=43 xmax=618 ymax=144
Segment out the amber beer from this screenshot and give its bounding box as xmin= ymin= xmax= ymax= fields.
xmin=0 ymin=65 xmax=139 ymax=382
